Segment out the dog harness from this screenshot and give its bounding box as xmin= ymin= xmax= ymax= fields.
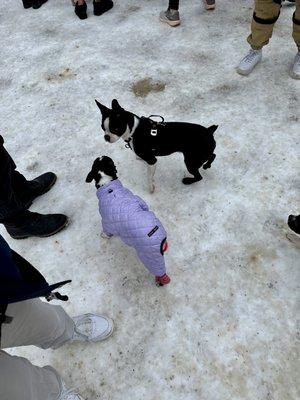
xmin=124 ymin=115 xmax=166 ymax=150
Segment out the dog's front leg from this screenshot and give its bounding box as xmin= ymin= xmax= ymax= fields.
xmin=101 ymin=231 xmax=113 ymax=239
xmin=147 ymin=162 xmax=157 ymax=194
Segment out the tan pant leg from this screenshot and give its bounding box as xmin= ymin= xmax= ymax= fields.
xmin=0 ymin=350 xmax=61 ymax=400
xmin=247 ymin=0 xmax=281 ymax=50
xmin=1 ymin=298 xmax=74 ymax=350
xmin=293 ymin=0 xmax=300 ymax=49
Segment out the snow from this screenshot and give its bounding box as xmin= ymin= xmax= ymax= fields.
xmin=0 ymin=0 xmax=299 ymax=399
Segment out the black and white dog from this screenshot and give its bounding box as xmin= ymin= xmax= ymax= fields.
xmin=95 ymin=99 xmax=217 ymax=193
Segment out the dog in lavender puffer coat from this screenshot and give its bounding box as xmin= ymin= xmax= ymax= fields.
xmin=86 ymin=156 xmax=170 ymax=286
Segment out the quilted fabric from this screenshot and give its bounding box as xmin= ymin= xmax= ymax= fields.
xmin=97 ymin=180 xmax=167 ymax=277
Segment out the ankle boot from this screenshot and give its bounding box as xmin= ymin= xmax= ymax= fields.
xmin=75 ymin=1 xmax=87 ymax=19
xmin=23 ymin=0 xmax=33 ymax=8
xmin=32 ymin=0 xmax=48 ymax=9
xmin=93 ymin=0 xmax=114 ymax=16
xmin=4 ymin=210 xmax=68 ymax=239
xmin=21 ymin=172 xmax=57 ymax=209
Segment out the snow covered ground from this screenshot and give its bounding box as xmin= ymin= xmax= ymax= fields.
xmin=0 ymin=0 xmax=299 ymax=399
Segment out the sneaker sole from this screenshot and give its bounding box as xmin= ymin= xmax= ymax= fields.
xmin=159 ymin=17 xmax=180 ymax=27
xmin=10 ymin=217 xmax=69 ymax=240
xmin=236 ymin=67 xmax=252 ymax=76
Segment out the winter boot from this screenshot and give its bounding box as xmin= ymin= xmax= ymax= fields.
xmin=21 ymin=172 xmax=57 ymax=208
xmin=155 ymin=274 xmax=171 ymax=286
xmin=159 ymin=9 xmax=180 ymax=27
xmin=22 ymin=0 xmax=33 ymax=8
xmin=75 ymin=1 xmax=87 ymax=19
xmin=58 ymin=381 xmax=85 ymax=400
xmin=32 ymin=0 xmax=48 ymax=9
xmin=236 ymin=48 xmax=262 ymax=76
xmin=93 ymin=0 xmax=114 ymax=16
xmin=203 ymin=0 xmax=216 ymax=10
xmin=290 ymin=52 xmax=300 ymax=79
xmin=4 ymin=210 xmax=68 ymax=239
xmin=71 ymin=313 xmax=114 ymax=343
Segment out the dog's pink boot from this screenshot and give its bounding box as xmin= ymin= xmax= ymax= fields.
xmin=155 ymin=274 xmax=171 ymax=286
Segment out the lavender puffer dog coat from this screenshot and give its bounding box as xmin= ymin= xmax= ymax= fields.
xmin=97 ymin=180 xmax=167 ymax=277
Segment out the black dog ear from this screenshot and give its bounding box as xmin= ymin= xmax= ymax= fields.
xmin=95 ymin=100 xmax=110 ymax=115
xmin=111 ymin=99 xmax=122 ymax=111
xmin=85 ymin=170 xmax=95 ymax=183
xmin=86 ymin=157 xmax=101 ymax=183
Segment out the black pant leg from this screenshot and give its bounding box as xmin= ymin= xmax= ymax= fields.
xmin=169 ymin=0 xmax=179 ymax=10
xmin=0 ymin=136 xmax=27 ymax=222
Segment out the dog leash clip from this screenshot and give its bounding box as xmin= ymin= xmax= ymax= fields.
xmin=150 ymin=128 xmax=158 ymax=136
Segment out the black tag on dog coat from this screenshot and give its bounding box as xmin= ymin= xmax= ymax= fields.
xmin=148 ymin=225 xmax=159 ymax=237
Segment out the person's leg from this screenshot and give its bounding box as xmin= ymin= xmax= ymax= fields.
xmin=1 ymin=299 xmax=75 ymax=350
xmin=291 ymin=1 xmax=300 ymax=78
xmin=0 ymin=137 xmax=68 ymax=239
xmin=292 ymin=1 xmax=300 ymax=48
xmin=0 ymin=136 xmax=26 ymax=221
xmin=0 ymin=299 xmax=113 ymax=400
xmin=0 ymin=350 xmax=62 ymax=400
xmin=169 ymin=0 xmax=179 ymax=10
xmin=247 ymin=0 xmax=281 ymax=50
xmin=237 ymin=0 xmax=281 ymax=75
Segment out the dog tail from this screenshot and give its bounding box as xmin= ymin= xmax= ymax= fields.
xmin=207 ymin=125 xmax=218 ymax=135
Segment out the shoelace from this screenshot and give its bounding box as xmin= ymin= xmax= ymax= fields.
xmin=243 ymin=50 xmax=259 ymax=64
xmin=75 ymin=318 xmax=94 ymax=338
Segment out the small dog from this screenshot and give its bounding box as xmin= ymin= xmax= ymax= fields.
xmin=287 ymin=214 xmax=300 ymax=248
xmin=95 ymin=99 xmax=217 ymax=193
xmin=86 ymin=156 xmax=171 ymax=286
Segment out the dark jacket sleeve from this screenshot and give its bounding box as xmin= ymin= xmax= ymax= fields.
xmin=0 ymin=235 xmax=71 ymax=305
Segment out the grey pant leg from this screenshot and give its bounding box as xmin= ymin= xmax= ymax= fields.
xmin=1 ymin=298 xmax=75 ymax=350
xmin=0 ymin=299 xmax=75 ymax=400
xmin=0 ymin=350 xmax=62 ymax=400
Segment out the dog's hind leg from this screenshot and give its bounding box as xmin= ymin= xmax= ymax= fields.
xmin=147 ymin=162 xmax=157 ymax=193
xmin=203 ymin=153 xmax=216 ymax=170
xmin=182 ymin=156 xmax=202 ymax=185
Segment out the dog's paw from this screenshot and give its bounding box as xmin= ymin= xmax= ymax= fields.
xmin=182 ymin=176 xmax=202 ymax=185
xmin=101 ymin=231 xmax=113 ymax=239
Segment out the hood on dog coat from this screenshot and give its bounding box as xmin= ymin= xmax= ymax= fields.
xmin=96 ymin=180 xmax=167 ymax=277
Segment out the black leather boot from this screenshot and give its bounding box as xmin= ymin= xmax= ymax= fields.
xmin=32 ymin=0 xmax=48 ymax=9
xmin=75 ymin=1 xmax=88 ymax=19
xmin=4 ymin=210 xmax=68 ymax=239
xmin=21 ymin=172 xmax=57 ymax=209
xmin=23 ymin=0 xmax=33 ymax=8
xmin=93 ymin=0 xmax=114 ymax=16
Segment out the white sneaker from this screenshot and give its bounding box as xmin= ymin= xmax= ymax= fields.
xmin=59 ymin=381 xmax=85 ymax=400
xmin=236 ymin=49 xmax=262 ymax=76
xmin=290 ymin=51 xmax=300 ymax=79
xmin=71 ymin=313 xmax=114 ymax=343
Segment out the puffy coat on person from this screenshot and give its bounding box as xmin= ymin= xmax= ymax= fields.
xmin=86 ymin=156 xmax=171 ymax=286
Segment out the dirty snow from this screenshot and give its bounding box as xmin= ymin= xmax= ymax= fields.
xmin=0 ymin=0 xmax=299 ymax=399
